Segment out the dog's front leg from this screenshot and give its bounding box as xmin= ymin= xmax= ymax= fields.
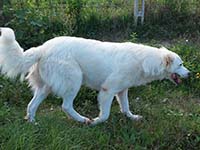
xmin=91 ymin=89 xmax=114 ymax=125
xmin=116 ymin=89 xmax=142 ymax=121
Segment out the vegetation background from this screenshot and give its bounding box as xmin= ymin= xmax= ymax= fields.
xmin=0 ymin=0 xmax=200 ymax=149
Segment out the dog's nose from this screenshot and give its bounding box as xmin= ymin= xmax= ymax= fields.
xmin=187 ymin=72 xmax=191 ymax=77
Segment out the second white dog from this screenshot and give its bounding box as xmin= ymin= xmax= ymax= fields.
xmin=0 ymin=28 xmax=190 ymax=125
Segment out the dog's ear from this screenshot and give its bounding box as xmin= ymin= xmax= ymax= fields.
xmin=163 ymin=54 xmax=174 ymax=68
xmin=142 ymin=56 xmax=164 ymax=76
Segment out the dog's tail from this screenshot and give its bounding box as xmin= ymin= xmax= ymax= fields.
xmin=0 ymin=27 xmax=42 ymax=79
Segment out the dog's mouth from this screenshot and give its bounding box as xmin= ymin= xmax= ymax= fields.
xmin=170 ymin=73 xmax=182 ymax=85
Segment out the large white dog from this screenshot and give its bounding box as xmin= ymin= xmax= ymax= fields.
xmin=0 ymin=28 xmax=190 ymax=125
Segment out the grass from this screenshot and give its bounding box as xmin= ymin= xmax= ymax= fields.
xmin=3 ymin=0 xmax=200 ymax=48
xmin=0 ymin=41 xmax=200 ymax=149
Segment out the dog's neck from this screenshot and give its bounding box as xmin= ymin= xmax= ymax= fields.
xmin=131 ymin=72 xmax=166 ymax=87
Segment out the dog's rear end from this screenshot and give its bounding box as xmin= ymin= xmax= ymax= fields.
xmin=0 ymin=28 xmax=93 ymax=124
xmin=0 ymin=28 xmax=51 ymax=122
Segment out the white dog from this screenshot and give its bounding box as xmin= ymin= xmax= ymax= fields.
xmin=0 ymin=27 xmax=190 ymax=125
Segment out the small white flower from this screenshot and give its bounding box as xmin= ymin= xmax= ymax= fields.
xmin=135 ymin=97 xmax=140 ymax=101
xmin=50 ymin=106 xmax=54 ymax=111
xmin=162 ymin=98 xmax=168 ymax=103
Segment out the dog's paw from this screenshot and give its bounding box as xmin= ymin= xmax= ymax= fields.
xmin=88 ymin=117 xmax=103 ymax=126
xmin=24 ymin=115 xmax=35 ymax=123
xmin=84 ymin=118 xmax=93 ymax=125
xmin=130 ymin=114 xmax=143 ymax=121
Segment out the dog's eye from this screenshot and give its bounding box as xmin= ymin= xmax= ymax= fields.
xmin=179 ymin=63 xmax=183 ymax=66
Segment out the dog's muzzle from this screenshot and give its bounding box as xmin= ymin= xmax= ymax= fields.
xmin=170 ymin=70 xmax=191 ymax=85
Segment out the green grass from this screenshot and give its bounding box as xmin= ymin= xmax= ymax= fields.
xmin=0 ymin=41 xmax=200 ymax=149
xmin=3 ymin=0 xmax=200 ymax=48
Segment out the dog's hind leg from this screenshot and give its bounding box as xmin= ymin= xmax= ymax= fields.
xmin=41 ymin=59 xmax=91 ymax=124
xmin=61 ymin=79 xmax=92 ymax=123
xmin=116 ymin=89 xmax=142 ymax=121
xmin=62 ymin=91 xmax=91 ymax=124
xmin=91 ymin=90 xmax=114 ymax=125
xmin=25 ymin=85 xmax=50 ymax=122
xmin=60 ymin=67 xmax=91 ymax=124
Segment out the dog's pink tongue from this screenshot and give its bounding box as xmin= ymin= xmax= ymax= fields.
xmin=171 ymin=73 xmax=182 ymax=84
xmin=177 ymin=78 xmax=182 ymax=84
xmin=171 ymin=73 xmax=176 ymax=79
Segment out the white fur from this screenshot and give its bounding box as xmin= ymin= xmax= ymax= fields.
xmin=0 ymin=28 xmax=190 ymax=125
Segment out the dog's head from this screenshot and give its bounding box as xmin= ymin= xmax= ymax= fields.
xmin=162 ymin=48 xmax=190 ymax=85
xmin=142 ymin=47 xmax=190 ymax=85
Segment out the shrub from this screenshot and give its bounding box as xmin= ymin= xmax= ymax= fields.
xmin=3 ymin=1 xmax=75 ymax=48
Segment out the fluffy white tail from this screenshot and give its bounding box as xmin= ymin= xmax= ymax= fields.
xmin=0 ymin=27 xmax=41 ymax=78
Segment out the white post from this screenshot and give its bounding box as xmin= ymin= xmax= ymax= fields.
xmin=134 ymin=0 xmax=139 ymax=25
xmin=141 ymin=0 xmax=145 ymax=25
xmin=134 ymin=0 xmax=145 ymax=26
xmin=0 ymin=0 xmax=3 ymax=26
